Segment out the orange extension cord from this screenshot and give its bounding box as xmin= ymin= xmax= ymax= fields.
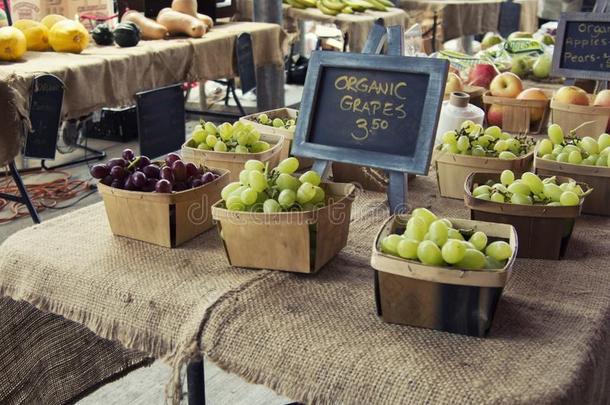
xmin=0 ymin=168 xmax=94 ymax=224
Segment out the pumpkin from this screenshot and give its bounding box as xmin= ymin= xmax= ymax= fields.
xmin=113 ymin=22 xmax=140 ymax=47
xmin=0 ymin=26 xmax=27 ymax=61
xmin=157 ymin=8 xmax=205 ymax=38
xmin=122 ymin=10 xmax=167 ymax=40
xmin=91 ymin=23 xmax=114 ymax=45
xmin=49 ymin=20 xmax=89 ymax=53
xmin=0 ymin=9 xmax=8 ymax=28
xmin=40 ymin=14 xmax=67 ymax=30
xmin=14 ymin=19 xmax=50 ymax=51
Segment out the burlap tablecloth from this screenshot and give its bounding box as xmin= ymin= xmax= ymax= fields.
xmin=0 ymin=21 xmax=285 ymax=166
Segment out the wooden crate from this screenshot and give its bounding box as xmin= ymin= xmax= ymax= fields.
xmin=370 ymin=215 xmax=517 ymax=337
xmin=98 ymin=168 xmax=230 ymax=248
xmin=181 ymin=133 xmax=284 ymax=182
xmin=212 ymin=183 xmax=356 ymax=273
xmin=550 ymin=98 xmax=610 ymax=138
xmin=464 ymin=171 xmax=588 ymax=259
xmin=535 ymin=155 xmax=610 ymax=216
xmin=239 ymin=108 xmax=314 ymax=169
xmin=482 ymin=90 xmax=551 ymax=134
xmin=434 ymin=146 xmax=534 ymax=199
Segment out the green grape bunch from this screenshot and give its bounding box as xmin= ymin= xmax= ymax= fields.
xmin=220 ymin=157 xmax=326 ymax=213
xmin=380 ymin=208 xmax=513 ymax=271
xmin=440 ymin=120 xmax=534 ymax=159
xmin=256 ymin=113 xmax=297 ymax=133
xmin=186 ymin=120 xmax=271 ymax=153
xmin=472 ymin=169 xmax=592 ymax=206
xmin=538 ymin=124 xmax=610 ymax=167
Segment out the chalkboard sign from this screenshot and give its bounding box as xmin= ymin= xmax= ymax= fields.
xmin=236 ymin=32 xmax=256 ymax=94
xmin=552 ymin=12 xmax=610 ymax=81
xmin=136 ymin=84 xmax=185 ymax=159
xmin=292 ymin=51 xmax=448 ymax=175
xmin=498 ymin=0 xmax=522 ymax=39
xmin=24 ymin=74 xmax=64 ymax=160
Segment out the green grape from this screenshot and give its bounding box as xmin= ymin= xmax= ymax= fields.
xmin=226 ymin=195 xmax=245 ymax=211
xmin=491 ymin=192 xmax=505 ymax=203
xmin=278 ymin=189 xmax=296 ymax=208
xmin=499 ymin=151 xmax=517 ymax=159
xmin=230 ymin=186 xmax=247 ymax=198
xmin=397 ymin=238 xmax=420 ymax=260
xmin=442 ymin=143 xmax=460 ymax=154
xmin=521 ymin=172 xmax=543 ymax=195
xmin=416 ymin=240 xmax=445 ymax=266
xmin=559 ymin=191 xmax=579 ymax=206
xmin=456 ymin=249 xmax=486 ymax=270
xmin=511 ymin=193 xmax=533 ymax=205
xmin=235 ymin=131 xmax=249 ymax=146
xmin=492 ymin=183 xmax=508 ymax=194
xmin=299 ymin=170 xmax=322 ymax=186
xmin=601 ymin=147 xmax=610 ymax=158
xmin=568 ymin=150 xmax=582 ymax=164
xmin=442 ymin=131 xmax=457 ymax=144
xmin=582 ymin=155 xmax=598 ymax=166
xmin=460 ymin=120 xmax=476 ymax=132
xmin=240 ymin=188 xmax=258 ymax=206
xmin=272 ymin=118 xmax=284 ymax=128
xmin=239 ymin=169 xmax=251 ymax=186
xmin=275 ymin=173 xmax=298 ymax=191
xmin=507 ymin=181 xmax=530 ymax=196
xmin=214 ymin=141 xmax=227 ymax=152
xmin=257 ymin=113 xmax=269 ymax=124
xmin=441 ymin=239 xmax=466 ymax=264
xmin=404 ymin=216 xmax=427 ymax=241
xmin=500 ymin=169 xmax=515 ymax=186
xmin=556 ymin=152 xmax=569 ymax=163
xmin=476 ymin=193 xmax=491 ymax=200
xmin=552 ymin=145 xmax=564 ymax=156
xmin=245 ymin=159 xmax=265 ymax=172
xmin=597 ymin=155 xmax=609 ymax=166
xmin=580 ymin=137 xmax=599 ymax=155
xmin=221 ymin=182 xmax=241 ymax=200
xmin=573 ymin=184 xmax=585 ymax=196
xmin=205 ymin=134 xmax=217 ymax=148
xmin=311 ymin=186 xmax=325 ymax=204
xmin=232 ymin=121 xmax=245 ymax=131
xmin=218 ymin=123 xmax=233 ymax=141
xmin=548 ymin=124 xmax=564 ymax=144
xmin=478 ymin=135 xmax=493 ymax=148
xmin=542 ymin=154 xmax=556 ymax=160
xmin=263 ymin=199 xmax=281 ymax=213
xmin=381 ymin=234 xmax=402 ymax=255
xmin=472 ymin=146 xmax=486 ymax=156
xmin=484 ymin=256 xmax=505 ymax=270
xmin=428 ymin=220 xmax=449 ymax=247
xmin=296 ymin=183 xmax=316 ymax=204
xmin=193 ymin=124 xmax=203 ymax=132
xmin=563 ymin=145 xmax=579 ymax=154
xmin=440 ymin=218 xmax=452 ymax=228
xmin=473 ymin=185 xmax=492 ymax=197
xmin=249 ymin=130 xmax=261 ymax=144
xmin=506 ymin=138 xmax=521 ymax=154
xmin=204 ymin=122 xmax=217 ymax=135
xmin=485 ymin=241 xmax=512 ymax=261
xmin=469 ymin=231 xmax=487 ymax=251
xmin=251 ymin=141 xmax=271 ymax=153
xmin=192 ymin=128 xmax=206 ymax=144
xmin=559 ymin=181 xmax=574 ymax=192
xmin=537 ymin=139 xmax=554 ymax=156
xmin=447 ymin=228 xmax=464 ymax=240
xmin=484 ymin=126 xmax=502 ymax=139
xmin=277 ymin=157 xmax=299 ymax=174
xmin=457 ymin=136 xmax=470 ymax=152
xmin=499 ymin=132 xmax=511 ymax=140
xmin=598 ymin=133 xmax=610 ymax=150
xmin=543 ymin=183 xmax=562 ymax=202
xmin=248 ymin=170 xmax=268 ymax=192
xmin=234 ymin=146 xmax=248 ymax=153
xmin=197 ymin=143 xmax=212 ymax=151
xmin=494 ymin=140 xmax=508 ymax=152
xmin=461 ymin=241 xmax=476 ymax=250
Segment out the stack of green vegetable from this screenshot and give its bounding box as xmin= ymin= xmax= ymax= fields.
xmin=283 ymin=0 xmax=393 ymax=16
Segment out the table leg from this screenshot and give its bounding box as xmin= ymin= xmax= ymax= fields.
xmin=256 ymin=65 xmax=285 ymax=111
xmin=432 ymin=11 xmax=438 ymax=53
xmin=0 ymin=161 xmax=41 ymax=224
xmin=460 ymin=35 xmax=474 ymax=55
xmin=187 ymin=356 xmax=205 ymax=405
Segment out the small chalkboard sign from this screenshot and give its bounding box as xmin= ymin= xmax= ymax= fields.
xmin=552 ymin=12 xmax=610 ymax=81
xmin=136 ymin=84 xmax=185 ymax=159
xmin=292 ymin=51 xmax=448 ymax=175
xmin=236 ymin=32 xmax=256 ymax=94
xmin=24 ymin=74 xmax=64 ymax=160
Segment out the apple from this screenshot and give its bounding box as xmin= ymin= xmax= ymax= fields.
xmin=532 ymin=54 xmax=552 ymax=79
xmin=511 ymin=56 xmax=531 ymax=78
xmin=553 ymin=86 xmax=590 ymax=106
xmin=468 ymin=64 xmax=498 ymax=89
xmin=593 ymin=90 xmax=610 ymax=131
xmin=481 ymin=33 xmax=503 ymax=50
xmin=489 ymin=72 xmax=524 ymax=98
xmin=508 ymin=31 xmax=533 ymax=40
xmin=517 ymin=88 xmax=548 ymax=122
xmin=445 ymin=72 xmax=464 ymax=94
xmin=487 ymin=104 xmax=503 ymax=126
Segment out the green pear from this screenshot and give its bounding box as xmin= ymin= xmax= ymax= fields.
xmin=481 ymin=33 xmax=503 ymax=50
xmin=533 ymin=55 xmax=552 ymax=79
xmin=511 ymin=56 xmax=531 ymax=78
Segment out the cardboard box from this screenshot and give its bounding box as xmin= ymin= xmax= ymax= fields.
xmin=11 ymin=0 xmax=113 ymax=28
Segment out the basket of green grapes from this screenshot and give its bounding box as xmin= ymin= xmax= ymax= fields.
xmin=535 ymin=124 xmax=610 ymax=216
xmin=435 ymin=121 xmax=535 ymax=199
xmin=371 ymin=208 xmax=517 ymax=337
xmin=211 ymin=157 xmax=356 ymax=273
xmin=465 ymin=169 xmax=591 ymax=259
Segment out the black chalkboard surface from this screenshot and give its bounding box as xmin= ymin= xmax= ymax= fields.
xmin=552 ymin=12 xmax=610 ymax=81
xmin=136 ymin=84 xmax=185 ymax=159
xmin=23 ymin=74 xmax=64 ymax=160
xmin=498 ymin=0 xmax=522 ymax=39
xmin=292 ymin=51 xmax=448 ymax=175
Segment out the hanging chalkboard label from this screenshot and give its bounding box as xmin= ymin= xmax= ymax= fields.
xmin=136 ymin=84 xmax=185 ymax=159
xmin=23 ymin=74 xmax=64 ymax=160
xmin=552 ymin=12 xmax=610 ymax=81
xmin=292 ymin=51 xmax=448 ymax=175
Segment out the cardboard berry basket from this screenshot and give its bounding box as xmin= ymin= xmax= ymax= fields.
xmin=550 ymin=97 xmax=610 ymax=139
xmin=211 ymin=183 xmax=356 ymax=273
xmin=535 ymin=156 xmax=610 ymax=216
xmin=482 ymin=90 xmax=552 ymax=134
xmin=181 ymin=133 xmax=284 ymax=182
xmin=239 ymin=108 xmax=313 ymax=168
xmin=434 ymin=146 xmax=535 ymax=199
xmin=464 ymin=171 xmax=589 ymax=260
xmin=370 ymin=215 xmax=517 ymax=337
xmin=98 ymin=168 xmax=230 ymax=248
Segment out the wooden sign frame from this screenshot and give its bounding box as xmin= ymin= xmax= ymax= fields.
xmin=292 ymin=51 xmax=448 ymax=175
xmin=552 ymin=12 xmax=610 ymax=81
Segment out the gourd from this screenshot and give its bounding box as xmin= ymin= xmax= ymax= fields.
xmin=41 ymin=14 xmax=67 ymax=30
xmin=113 ymin=22 xmax=141 ymax=47
xmin=157 ymin=8 xmax=205 ymax=38
xmin=0 ymin=26 xmax=27 ymax=61
xmin=48 ymin=20 xmax=89 ymax=53
xmin=170 ymin=0 xmax=213 ymax=28
xmin=91 ymin=23 xmax=114 ymax=46
xmin=122 ymin=10 xmax=167 ymax=40
xmin=14 ymin=19 xmax=49 ymax=51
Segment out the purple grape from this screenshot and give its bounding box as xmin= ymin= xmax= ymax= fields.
xmin=201 ymin=172 xmax=215 ymax=184
xmin=110 ymin=179 xmax=124 ymax=189
xmin=100 ymin=175 xmax=113 ymax=186
xmin=186 ymin=162 xmax=198 ymax=178
xmin=122 ymin=149 xmax=135 ymax=161
xmin=124 ymin=176 xmax=135 ymax=191
xmin=107 ymin=158 xmax=127 ymax=168
xmin=132 ymin=172 xmax=147 ymax=188
xmin=191 ymin=178 xmax=203 ymax=188
xmin=172 ymin=160 xmax=187 ymax=182
xmin=165 ymin=153 xmax=181 ymax=167
xmin=143 ymin=164 xmax=161 ymax=179
xmin=90 ymin=164 xmax=109 ymax=179
xmin=155 ymin=179 xmax=172 ymax=193
xmin=138 ymin=156 xmax=151 ymax=169
xmin=110 ymin=165 xmax=127 ymax=180
xmin=142 ymin=178 xmax=157 ymax=192
xmin=161 ymin=166 xmax=174 ymax=183
xmin=173 ymin=182 xmax=188 ymax=192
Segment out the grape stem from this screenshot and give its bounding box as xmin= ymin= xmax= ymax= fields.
xmin=127 ymin=156 xmax=141 ymax=172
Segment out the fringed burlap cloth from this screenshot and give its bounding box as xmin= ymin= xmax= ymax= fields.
xmin=0 ymin=296 xmax=151 ymax=405
xmin=201 ymin=172 xmax=610 ymax=405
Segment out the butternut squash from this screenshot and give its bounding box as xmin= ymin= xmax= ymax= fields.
xmin=157 ymin=8 xmax=206 ymax=38
xmin=122 ymin=10 xmax=167 ymax=40
xmin=170 ymin=0 xmax=214 ymax=29
xmin=197 ymin=13 xmax=213 ymax=29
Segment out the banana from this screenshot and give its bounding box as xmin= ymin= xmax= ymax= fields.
xmin=322 ymin=0 xmax=345 ymax=11
xmin=342 ymin=5 xmax=354 ymax=13
xmin=343 ymin=0 xmax=373 ymax=12
xmin=295 ymin=0 xmax=317 ymax=7
xmin=316 ymin=0 xmax=340 ymax=15
xmin=366 ymin=0 xmax=388 ymax=11
xmin=376 ymin=0 xmax=394 ymax=7
xmin=287 ymin=0 xmax=307 ymax=8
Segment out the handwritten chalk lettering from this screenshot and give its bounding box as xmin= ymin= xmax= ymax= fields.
xmin=578 ymin=23 xmax=610 ymax=38
xmin=334 ymin=76 xmax=407 ymax=100
xmin=563 ymin=52 xmax=598 ymax=64
xmin=565 ymin=37 xmax=609 ymax=47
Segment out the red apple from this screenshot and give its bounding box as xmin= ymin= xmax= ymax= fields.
xmin=487 ymin=104 xmax=503 ymax=126
xmin=445 ymin=72 xmax=464 ymax=94
xmin=489 ymin=72 xmax=524 ymax=98
xmin=468 ymin=64 xmax=498 ymax=89
xmin=593 ymin=90 xmax=610 ymax=131
xmin=553 ymin=86 xmax=590 ymax=106
xmin=517 ymin=88 xmax=548 ymax=122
